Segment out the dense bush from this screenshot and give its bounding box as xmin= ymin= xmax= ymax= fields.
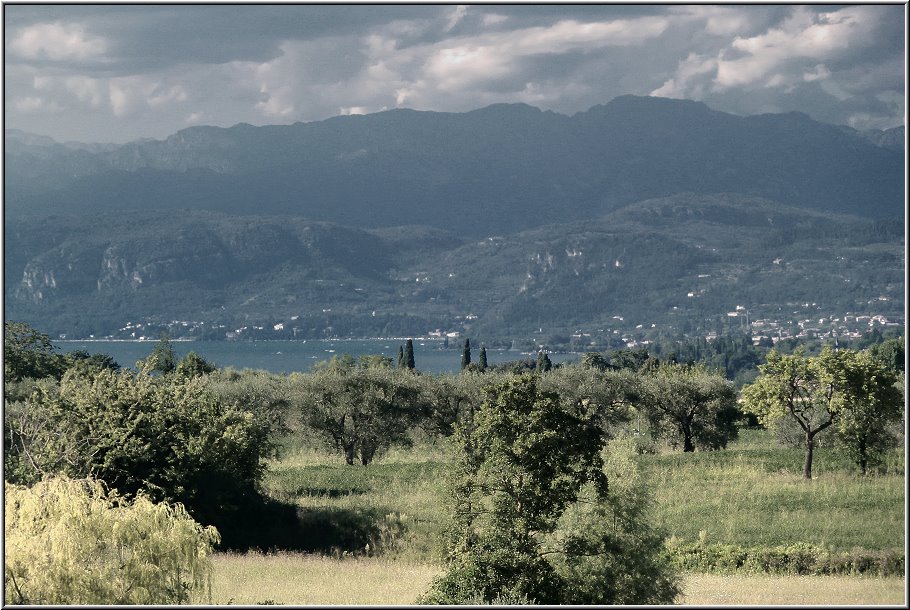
xmin=4 ymin=365 xmax=274 ymax=545
xmin=4 ymin=476 xmax=219 ymax=604
xmin=665 ymin=538 xmax=904 ymax=576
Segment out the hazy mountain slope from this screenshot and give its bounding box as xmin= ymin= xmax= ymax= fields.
xmin=5 ymin=96 xmax=904 ymax=234
xmin=5 ymin=195 xmax=902 ymax=340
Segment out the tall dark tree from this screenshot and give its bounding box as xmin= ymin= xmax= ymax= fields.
xmin=420 ymin=374 xmax=677 ymax=604
xmin=537 ymin=351 xmax=553 ymax=372
xmin=145 ymin=334 xmax=177 ymax=375
xmin=405 ymin=339 xmax=416 ymax=370
xmin=420 ymin=375 xmax=606 ymax=604
xmin=461 ymin=339 xmax=472 ymax=371
xmin=478 ymin=346 xmax=488 ymax=372
xmin=397 ymin=345 xmax=405 ymax=369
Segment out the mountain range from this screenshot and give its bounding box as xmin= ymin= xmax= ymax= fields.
xmin=4 ymin=96 xmax=905 ymax=343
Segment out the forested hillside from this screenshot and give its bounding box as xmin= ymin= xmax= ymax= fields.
xmin=6 ymin=194 xmax=903 ymax=342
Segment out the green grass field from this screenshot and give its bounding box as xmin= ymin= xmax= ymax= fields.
xmin=262 ymin=429 xmax=904 ymax=559
xmin=646 ymin=429 xmax=905 ymax=552
xmin=237 ymin=427 xmax=905 ymax=603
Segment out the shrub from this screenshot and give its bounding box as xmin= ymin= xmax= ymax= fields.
xmin=664 ymin=539 xmax=904 ymax=576
xmin=4 ymin=365 xmax=274 ymax=546
xmin=4 ymin=477 xmax=219 ymax=604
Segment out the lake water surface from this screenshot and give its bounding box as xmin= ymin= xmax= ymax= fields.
xmin=56 ymin=339 xmax=578 ymax=375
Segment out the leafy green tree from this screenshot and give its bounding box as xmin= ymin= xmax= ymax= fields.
xmin=539 ymin=364 xmax=636 ymax=433
xmin=405 ymin=338 xmax=416 ymax=370
xmin=548 ymin=435 xmax=680 ymax=604
xmin=742 ymin=348 xmax=848 ymax=479
xmin=420 ymin=375 xmax=606 ymax=604
xmin=421 ymin=373 xmax=491 ymax=437
xmin=4 ymin=321 xmax=66 ymax=382
xmin=581 ymin=352 xmax=611 ymax=371
xmin=358 ymin=353 xmax=393 ymax=369
xmin=292 ymin=366 xmax=423 ymax=465
xmin=175 ymin=351 xmax=217 ymax=378
xmin=636 ymin=363 xmax=738 ymax=452
xmin=5 ymin=365 xmax=274 ymax=538
xmin=461 ymin=338 xmax=472 ymax=370
xmin=607 ymin=347 xmax=656 ymax=372
xmin=63 ymin=350 xmax=120 ymax=374
xmin=142 ymin=333 xmax=177 ymax=374
xmin=867 ymin=336 xmax=904 ymax=374
xmin=5 ymin=476 xmax=219 ymax=605
xmin=4 ymin=377 xmax=66 ymax=485
xmin=537 ymin=350 xmax=553 ymax=372
xmin=833 ymin=349 xmax=903 ymax=474
xmin=203 ymin=368 xmax=291 ymax=440
xmin=478 ymin=346 xmax=488 ymax=371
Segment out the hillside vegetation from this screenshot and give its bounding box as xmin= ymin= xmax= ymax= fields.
xmin=6 ymin=194 xmax=904 ymax=340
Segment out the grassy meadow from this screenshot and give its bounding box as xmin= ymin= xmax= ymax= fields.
xmin=206 ymin=427 xmax=904 ymax=604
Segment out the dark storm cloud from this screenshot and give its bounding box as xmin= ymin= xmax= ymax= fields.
xmin=4 ymin=4 xmax=904 ymax=143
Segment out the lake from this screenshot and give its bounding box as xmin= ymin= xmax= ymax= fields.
xmin=55 ymin=339 xmax=579 ymax=375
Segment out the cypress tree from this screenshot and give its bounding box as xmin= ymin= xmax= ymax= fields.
xmin=537 ymin=350 xmax=552 ymax=372
xmin=397 ymin=345 xmax=405 ymax=369
xmin=478 ymin=346 xmax=488 ymax=371
xmin=461 ymin=338 xmax=472 ymax=370
xmin=405 ymin=339 xmax=416 ymax=370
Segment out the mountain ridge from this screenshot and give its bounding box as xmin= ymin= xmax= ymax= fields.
xmin=5 ymin=96 xmax=905 ymax=236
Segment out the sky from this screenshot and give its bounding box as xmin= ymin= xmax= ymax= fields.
xmin=3 ymin=4 xmax=906 ymax=143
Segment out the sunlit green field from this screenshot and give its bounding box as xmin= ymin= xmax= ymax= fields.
xmin=262 ymin=429 xmax=904 ymax=559
xmin=646 ymin=429 xmax=905 ymax=552
xmin=230 ymin=428 xmax=904 ymax=604
xmin=195 ymin=553 xmax=906 ymax=605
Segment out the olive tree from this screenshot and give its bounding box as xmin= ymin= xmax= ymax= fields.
xmin=742 ymin=347 xmax=867 ymax=479
xmin=291 ymin=364 xmax=424 ymax=465
xmin=636 ymin=363 xmax=739 ymax=452
xmin=833 ymin=349 xmax=903 ymax=474
xmin=5 ymin=476 xmax=219 ymax=605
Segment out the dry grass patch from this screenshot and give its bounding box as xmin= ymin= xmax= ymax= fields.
xmin=196 ymin=552 xmax=441 ymax=605
xmin=678 ymin=573 xmax=906 ymax=605
xmin=198 ymin=553 xmax=906 ymax=605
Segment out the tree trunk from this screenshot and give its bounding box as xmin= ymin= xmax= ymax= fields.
xmin=803 ymin=433 xmax=814 ymax=480
xmin=682 ymin=418 xmax=695 ymax=452
xmin=683 ymin=432 xmax=695 ymax=453
xmin=344 ymin=443 xmax=355 ymax=465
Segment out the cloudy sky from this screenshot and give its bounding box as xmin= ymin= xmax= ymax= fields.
xmin=4 ymin=4 xmax=906 ymax=143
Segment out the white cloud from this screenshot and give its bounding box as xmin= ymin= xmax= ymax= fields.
xmin=14 ymin=96 xmax=64 ymax=114
xmin=650 ymin=53 xmax=718 ymax=99
xmin=714 ymin=6 xmax=880 ymax=91
xmin=9 ymin=21 xmax=107 ymax=61
xmin=412 ymin=16 xmax=670 ymax=95
xmin=444 ymin=5 xmax=468 ymax=32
